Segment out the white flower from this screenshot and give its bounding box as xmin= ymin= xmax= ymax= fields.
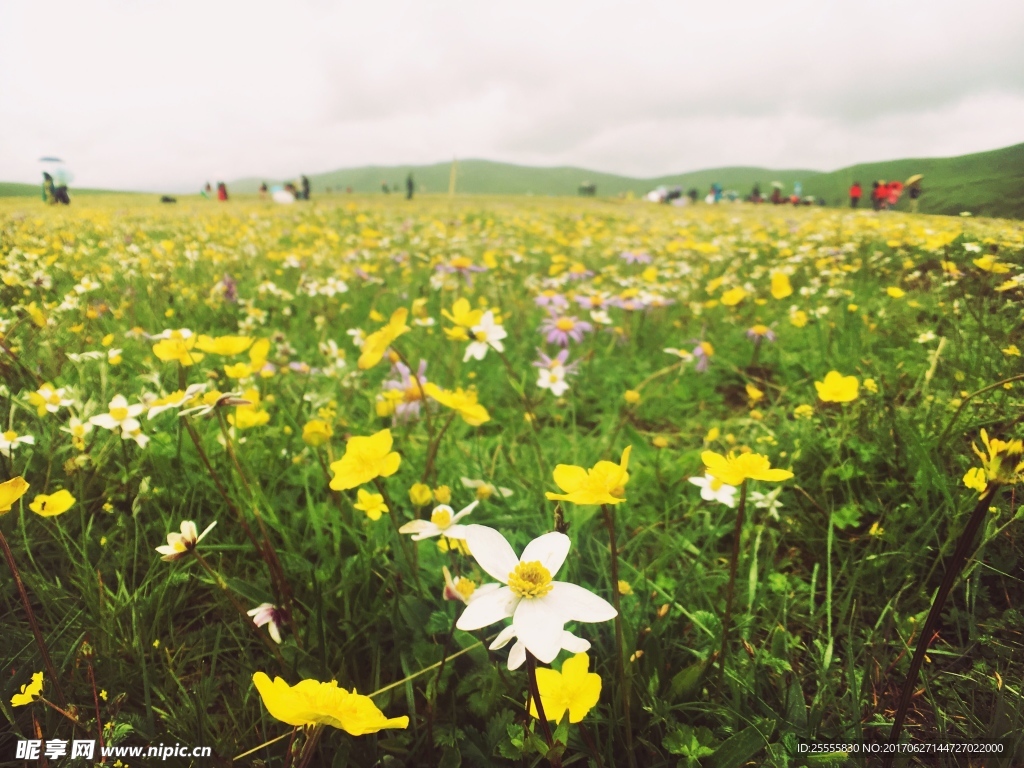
xmin=0 ymin=430 xmax=34 ymax=457
xmin=464 ymin=311 xmax=507 ymax=362
xmin=590 ymin=310 xmax=612 ymax=325
xmin=460 ymin=477 xmax=513 ymax=501
xmin=155 ymin=520 xmax=216 ymax=562
xmin=489 ymin=623 xmax=591 ymax=671
xmin=689 ymin=473 xmax=738 ymax=507
xmin=916 ymin=331 xmax=937 ymax=344
xmin=60 ymin=417 xmax=93 ymax=441
xmin=399 ymin=500 xmax=478 ymax=540
xmin=455 ymin=526 xmax=616 ymax=663
xmin=90 ymin=395 xmax=145 ymax=437
xmin=30 ymin=383 xmax=73 ymax=414
xmin=147 ymin=383 xmax=208 ymax=419
xmin=663 ymin=347 xmax=693 ymax=361
xmin=247 ymin=602 xmax=283 ymax=644
xmin=346 ymin=328 xmax=366 ymax=348
xmin=750 ymin=487 xmax=785 ymax=521
xmin=537 ymin=367 xmax=569 ymax=397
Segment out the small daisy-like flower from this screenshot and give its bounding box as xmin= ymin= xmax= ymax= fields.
xmin=247 ymin=602 xmax=284 ymax=644
xmin=689 ymin=473 xmax=738 ymax=507
xmin=399 ymin=500 xmax=478 ymax=540
xmin=0 ymin=429 xmax=34 ymax=457
xmin=28 ymin=383 xmax=73 ymax=416
xmin=460 ymin=477 xmax=513 ymax=501
xmin=155 ymin=520 xmax=217 ymax=562
xmin=464 ymin=311 xmax=507 ymax=362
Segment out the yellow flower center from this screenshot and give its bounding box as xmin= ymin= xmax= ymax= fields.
xmin=508 ymin=561 xmax=553 ymax=599
xmin=430 ymin=507 xmax=452 ymax=528
xmin=47 ymin=393 xmax=61 ymax=404
xmin=404 ymin=384 xmax=424 ymax=401
xmin=555 ymin=318 xmax=576 ymax=332
xmin=474 ymin=330 xmax=488 ymax=342
xmin=110 ymin=407 xmax=129 ymax=421
xmin=455 ymin=579 xmax=476 ymax=600
xmin=450 ymin=257 xmax=472 ymax=269
xmin=475 ymin=484 xmax=494 ymax=500
xmin=2 ymin=431 xmax=15 ymax=441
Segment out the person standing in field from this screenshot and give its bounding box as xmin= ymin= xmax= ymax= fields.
xmin=259 ymin=182 xmax=268 ymax=200
xmin=301 ymin=175 xmax=310 ymax=200
xmin=909 ymin=182 xmax=922 ymax=213
xmin=217 ymin=182 xmax=228 ymax=201
xmin=871 ymin=181 xmax=884 ymax=210
xmin=849 ymin=181 xmax=862 ymax=208
xmin=42 ymin=172 xmax=55 ymax=204
xmin=406 ymin=173 xmax=414 ymax=200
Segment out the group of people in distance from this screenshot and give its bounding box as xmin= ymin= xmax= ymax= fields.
xmin=201 ymin=182 xmax=230 ymax=201
xmin=849 ymin=178 xmax=923 ymax=212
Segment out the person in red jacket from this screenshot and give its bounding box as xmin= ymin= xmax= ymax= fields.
xmin=849 ymin=181 xmax=862 ymax=208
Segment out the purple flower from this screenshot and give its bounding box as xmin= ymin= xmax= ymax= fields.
xmin=532 ymin=347 xmax=579 ymax=374
xmin=539 ymin=312 xmax=593 ymax=347
xmin=218 ymin=273 xmax=238 ymax=303
xmin=620 ymin=250 xmax=652 ymax=265
xmin=435 ymin=257 xmax=487 ymax=287
xmin=746 ymin=325 xmax=776 ymax=343
xmin=575 ymin=292 xmax=611 ymax=310
xmin=693 ymin=342 xmax=714 ymax=373
xmin=534 ymin=290 xmax=569 ymax=310
xmin=247 ymin=603 xmax=283 ymax=644
xmin=383 ymin=360 xmax=429 ymax=423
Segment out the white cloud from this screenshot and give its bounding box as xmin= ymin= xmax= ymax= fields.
xmin=1 ymin=0 xmax=1022 ymax=190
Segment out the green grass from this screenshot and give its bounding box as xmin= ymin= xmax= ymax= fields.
xmin=1 ymin=195 xmax=1023 ymax=766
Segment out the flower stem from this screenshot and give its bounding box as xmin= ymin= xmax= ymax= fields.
xmin=718 ymin=480 xmax=748 ymax=687
xmin=421 ymin=411 xmax=457 ymax=485
xmin=373 ymin=478 xmax=424 ymax=594
xmin=525 ymin=651 xmax=562 ymax=768
xmin=601 ymin=505 xmax=636 ymax=768
xmin=0 ymin=528 xmax=67 ymax=708
xmin=883 ymin=483 xmax=999 ymax=765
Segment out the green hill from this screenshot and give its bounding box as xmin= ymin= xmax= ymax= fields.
xmin=233 ymin=160 xmax=817 ymax=198
xmin=0 ymin=181 xmax=130 ymax=198
xmin=801 ymin=143 xmax=1024 ymax=219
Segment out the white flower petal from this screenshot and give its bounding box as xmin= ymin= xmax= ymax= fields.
xmin=449 ymin=500 xmax=479 ymax=524
xmin=89 ymin=414 xmax=119 ymax=430
xmin=462 ymin=525 xmax=519 ymax=583
xmin=507 ymin=640 xmax=527 ymax=670
xmin=441 ymin=523 xmax=469 ymax=540
xmin=545 ymin=581 xmax=618 ymax=623
xmin=469 ymin=583 xmax=502 ymax=603
xmin=519 ymin=531 xmax=571 ymax=576
xmin=456 ymin=586 xmax=517 ymax=631
xmin=489 ymin=624 xmax=518 ymax=650
xmin=512 ymin=597 xmax=566 ymax=664
xmin=561 ymin=630 xmax=591 ymax=654
xmin=398 ymin=520 xmax=434 ymax=536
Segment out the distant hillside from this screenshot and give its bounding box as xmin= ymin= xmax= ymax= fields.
xmin=233 ymin=160 xmax=817 ymax=199
xmin=0 ymin=181 xmax=129 ymax=198
xmin=231 ymin=142 xmax=1024 ymax=219
xmin=802 ymin=143 xmax=1024 ymax=219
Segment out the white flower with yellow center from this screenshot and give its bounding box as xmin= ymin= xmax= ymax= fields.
xmin=0 ymin=430 xmax=34 ymax=456
xmin=155 ymin=520 xmax=217 ymax=562
xmin=455 ymin=526 xmax=616 ymax=663
xmin=90 ymin=395 xmax=145 ymax=436
xmin=464 ymin=311 xmax=507 ymax=362
xmin=688 ymin=473 xmax=738 ymax=507
xmin=399 ymin=500 xmax=478 ymax=541
xmin=28 ymin=383 xmax=73 ymax=415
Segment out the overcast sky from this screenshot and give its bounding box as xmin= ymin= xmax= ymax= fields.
xmin=2 ymin=0 xmax=1023 ymax=191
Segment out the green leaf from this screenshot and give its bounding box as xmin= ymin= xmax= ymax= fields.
xmin=668 ymin=658 xmax=710 ymax=702
xmin=708 ymin=718 xmax=776 ymax=768
xmin=438 ymin=746 xmax=462 ymax=768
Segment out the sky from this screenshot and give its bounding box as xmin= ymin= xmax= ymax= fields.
xmin=2 ymin=0 xmax=1024 ymax=192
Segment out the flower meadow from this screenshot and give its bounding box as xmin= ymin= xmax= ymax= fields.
xmin=2 ymin=195 xmax=1024 ymax=767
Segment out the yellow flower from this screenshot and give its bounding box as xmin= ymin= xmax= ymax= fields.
xmin=224 ymin=362 xmax=253 ymax=378
xmin=329 ymin=429 xmax=402 ymax=491
xmin=529 ymin=653 xmax=601 ymax=724
xmin=623 ymin=390 xmax=641 ymax=405
xmin=442 ymin=297 xmax=484 ymax=328
xmin=358 ymin=309 xmax=410 ymax=370
xmin=720 ymin=286 xmax=747 ymax=306
xmin=29 ymin=490 xmax=76 ymax=518
xmin=0 ymin=476 xmax=30 ymax=513
xmin=152 ymin=331 xmax=203 ymax=367
xmin=302 ymin=419 xmax=333 ymax=447
xmin=815 ymin=371 xmax=859 ymax=403
xmin=886 ymin=286 xmax=905 ymax=299
xmin=195 ymin=335 xmax=253 ymax=355
xmin=963 ymin=467 xmax=987 ymax=494
xmin=422 ymin=383 xmax=490 ymax=426
xmin=354 ymin=489 xmax=389 ymax=520
xmin=770 ymin=272 xmax=793 ymax=300
xmin=433 ymin=485 xmax=452 ymax=504
xmin=705 ymin=427 xmax=720 ymax=442
xmin=745 ymin=383 xmax=764 ymax=404
xmin=973 ymin=255 xmax=1010 ymax=274
xmin=863 ymin=378 xmax=878 ymax=394
xmin=228 ymin=388 xmax=270 ymax=429
xmin=793 ymin=404 xmax=814 ymax=419
xmin=408 ymin=483 xmax=433 ymax=507
xmin=617 ymin=580 xmax=633 ymax=596
xmin=11 ymin=671 xmax=43 ymax=707
xmin=701 ymin=450 xmax=793 ymax=486
xmin=252 ymin=672 xmax=409 ymax=735
xmin=789 ymin=310 xmax=808 ymax=328
xmin=546 ymin=446 xmax=631 ymax=505
xmin=971 ymin=429 xmax=1024 ymax=484
xmin=1002 ymin=345 xmax=1021 ymax=357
